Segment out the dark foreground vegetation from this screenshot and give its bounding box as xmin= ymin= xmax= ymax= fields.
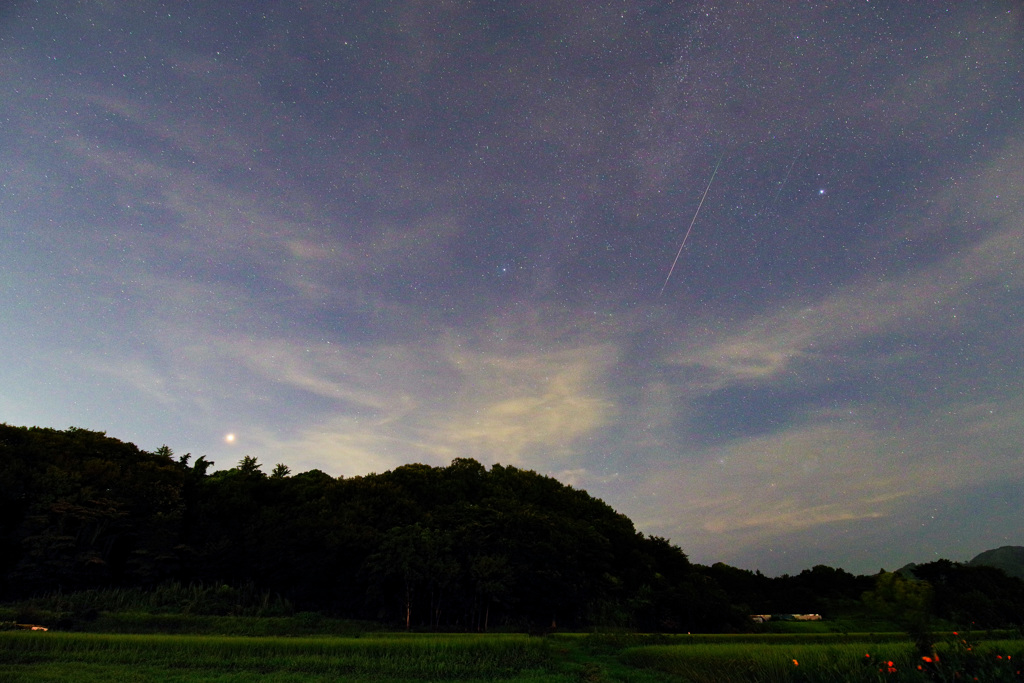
xmin=0 ymin=424 xmax=735 ymax=632
xmin=2 ymin=423 xmax=1023 ymax=639
xmin=2 ymin=623 xmax=1023 ymax=682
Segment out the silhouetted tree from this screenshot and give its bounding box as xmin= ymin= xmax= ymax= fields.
xmin=0 ymin=424 xmax=746 ymax=631
xmin=864 ymin=571 xmax=936 ymax=658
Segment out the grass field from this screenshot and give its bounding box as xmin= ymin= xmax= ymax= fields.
xmin=617 ymin=635 xmax=1024 ymax=682
xmin=1 ymin=621 xmax=1022 ymax=682
xmin=0 ymin=631 xmax=556 ymax=682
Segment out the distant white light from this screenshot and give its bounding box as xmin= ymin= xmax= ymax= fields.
xmin=225 ymin=433 xmax=236 ymax=443
xmin=818 ymin=188 xmax=827 ymax=195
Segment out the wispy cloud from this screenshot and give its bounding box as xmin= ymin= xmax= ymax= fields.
xmin=668 ymin=146 xmax=1024 ymax=392
xmin=608 ymin=140 xmax=1024 ymax=570
xmin=130 ymin=317 xmax=620 ymax=474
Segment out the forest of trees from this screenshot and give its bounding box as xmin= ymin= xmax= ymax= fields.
xmin=2 ymin=424 xmax=1022 ymax=632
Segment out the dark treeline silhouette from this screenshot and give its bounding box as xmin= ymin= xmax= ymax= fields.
xmin=909 ymin=560 xmax=1024 ymax=628
xmin=0 ymin=424 xmax=742 ymax=631
xmin=696 ymin=562 xmax=876 ymax=618
xmin=2 ymin=424 xmax=1022 ymax=631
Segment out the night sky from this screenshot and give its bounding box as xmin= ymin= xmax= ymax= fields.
xmin=2 ymin=1 xmax=1023 ymax=576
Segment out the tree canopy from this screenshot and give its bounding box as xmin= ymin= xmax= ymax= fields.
xmin=0 ymin=424 xmax=741 ymax=631
xmin=3 ymin=423 xmax=1021 ymax=632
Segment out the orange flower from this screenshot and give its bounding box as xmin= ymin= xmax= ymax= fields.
xmin=922 ymin=656 xmax=933 ymax=663
xmin=792 ymin=659 xmax=799 ymax=666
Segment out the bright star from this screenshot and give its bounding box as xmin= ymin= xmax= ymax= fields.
xmin=225 ymin=433 xmax=236 ymax=443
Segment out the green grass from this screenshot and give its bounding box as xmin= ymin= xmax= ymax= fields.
xmin=0 ymin=608 xmax=383 ymax=637
xmin=621 ymin=641 xmax=908 ymax=682
xmin=0 ymin=632 xmax=556 ymax=682
xmin=2 ymin=622 xmax=1021 ymax=682
xmin=619 ymin=635 xmax=1024 ymax=682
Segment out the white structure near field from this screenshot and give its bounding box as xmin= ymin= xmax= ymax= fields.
xmin=749 ymin=614 xmax=822 ymax=624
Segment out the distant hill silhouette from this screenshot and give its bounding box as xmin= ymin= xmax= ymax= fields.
xmin=3 ymin=422 xmax=1021 ymax=630
xmin=0 ymin=423 xmax=745 ymax=632
xmin=968 ymin=546 xmax=1024 ymax=579
xmin=897 ymin=546 xmax=1024 ymax=581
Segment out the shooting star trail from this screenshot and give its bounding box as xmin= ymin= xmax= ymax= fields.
xmin=659 ymin=154 xmax=724 ymax=296
xmin=767 ymin=151 xmax=799 ymax=214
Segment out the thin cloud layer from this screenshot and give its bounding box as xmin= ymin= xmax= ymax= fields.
xmin=1 ymin=1 xmax=1022 ymax=575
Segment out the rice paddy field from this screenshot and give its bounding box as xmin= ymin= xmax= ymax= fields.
xmin=618 ymin=637 xmax=1024 ymax=682
xmin=1 ymin=622 xmax=1022 ymax=682
xmin=0 ymin=631 xmax=553 ymax=683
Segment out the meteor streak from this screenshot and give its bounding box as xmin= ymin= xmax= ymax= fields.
xmin=659 ymin=154 xmax=724 ymax=296
xmin=767 ymin=150 xmax=800 ymax=215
